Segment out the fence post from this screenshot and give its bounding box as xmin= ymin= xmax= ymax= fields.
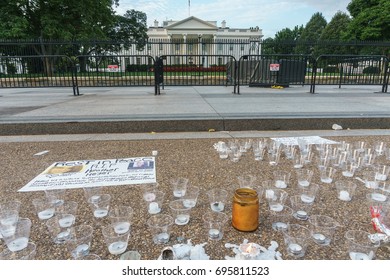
xmin=310 ymin=57 xmax=318 ymax=94
xmin=233 ymin=57 xmax=238 ymax=94
xmin=383 ymin=58 xmax=389 ymax=93
xmin=154 ymin=56 xmax=164 ymax=95
xmin=72 ymin=61 xmax=79 ymax=96
xmin=339 ymin=65 xmax=343 ymax=89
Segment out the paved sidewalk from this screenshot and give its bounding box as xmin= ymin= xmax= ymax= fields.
xmin=1 ymin=85 xmax=390 ymax=261
xmin=0 ymin=85 xmax=389 ymax=135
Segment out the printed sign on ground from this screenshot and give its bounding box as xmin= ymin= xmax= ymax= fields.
xmin=19 ymin=157 xmax=156 ymax=192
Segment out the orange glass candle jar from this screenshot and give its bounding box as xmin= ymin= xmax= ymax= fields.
xmin=232 ymin=188 xmax=259 ymax=232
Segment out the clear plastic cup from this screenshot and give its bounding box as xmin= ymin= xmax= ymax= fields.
xmin=66 ymin=224 xmax=94 ymax=259
xmin=147 ymin=214 xmax=174 ymax=245
xmin=202 ymin=211 xmax=229 ymax=241
xmin=3 ymin=218 xmax=32 ymax=252
xmin=169 ymin=199 xmax=192 ymax=225
xmin=101 ymin=225 xmax=130 ymax=255
xmin=88 ymin=193 xmax=111 ymax=218
xmin=345 ymin=230 xmax=380 ymax=260
xmin=282 ymin=224 xmax=311 ymax=258
xmin=207 ymin=189 xmax=228 ymax=212
xmin=108 ymin=205 xmax=133 ymax=234
xmin=32 ymin=197 xmax=55 ymax=220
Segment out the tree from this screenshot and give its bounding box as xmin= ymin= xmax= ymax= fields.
xmin=295 ymin=12 xmax=327 ymax=55
xmin=317 ymin=11 xmax=352 ymax=55
xmin=346 ymin=0 xmax=390 ymax=41
xmin=0 ymin=1 xmax=148 ymax=75
xmin=109 ymin=10 xmax=148 ymax=51
xmin=273 ymin=25 xmax=303 ymax=54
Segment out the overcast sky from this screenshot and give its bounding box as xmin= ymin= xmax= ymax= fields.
xmin=115 ymin=0 xmax=352 ymax=38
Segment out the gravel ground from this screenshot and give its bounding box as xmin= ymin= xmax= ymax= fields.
xmin=1 ymin=135 xmax=390 ymax=260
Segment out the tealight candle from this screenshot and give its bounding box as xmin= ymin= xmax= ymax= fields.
xmin=296 ymin=210 xmax=307 ymax=219
xmin=298 ymin=180 xmax=310 ymax=187
xmin=270 ymin=204 xmax=284 ymax=212
xmin=274 ymin=222 xmax=288 ymax=231
xmin=365 ymin=181 xmax=378 ymax=189
xmin=371 ymin=193 xmax=387 ymax=202
xmin=300 ymin=194 xmax=315 ymax=203
xmin=90 ymin=195 xmax=101 ymax=203
xmin=211 ymin=202 xmax=224 ymax=212
xmin=114 ymin=222 xmax=131 ymax=234
xmin=148 ymin=202 xmax=161 ymax=214
xmin=175 ymin=214 xmax=189 ymax=225
xmin=143 ymin=193 xmax=156 ymax=202
xmin=312 ymin=233 xmax=326 ymax=243
xmin=375 ymin=174 xmax=387 ymax=181
xmin=342 ymin=171 xmax=354 ymax=177
xmin=58 ymin=215 xmax=75 ymax=228
xmin=57 ymin=231 xmax=70 ymax=240
xmin=275 ymin=180 xmax=287 ymax=188
xmin=339 ymin=190 xmax=351 ymax=201
xmin=208 ymin=229 xmax=220 ymax=239
xmin=155 ymin=232 xmax=170 ymax=243
xmin=239 ymin=243 xmax=260 ymax=258
xmin=288 ymin=243 xmax=303 ymax=255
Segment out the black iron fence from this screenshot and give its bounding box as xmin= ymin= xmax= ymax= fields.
xmin=0 ymin=39 xmax=389 ymax=94
xmin=310 ymin=55 xmax=389 ymax=93
xmin=0 ymin=55 xmax=79 ymax=95
xmin=235 ymin=54 xmax=312 ymax=93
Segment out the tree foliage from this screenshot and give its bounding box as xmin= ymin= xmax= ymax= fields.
xmin=0 ymin=0 xmax=148 ymax=74
xmin=316 ymin=11 xmax=352 ymax=55
xmin=0 ymin=0 xmax=121 ymax=40
xmin=346 ymin=0 xmax=390 ymax=41
xmin=262 ymin=26 xmax=304 ymax=54
xmin=295 ymin=12 xmax=327 ymax=54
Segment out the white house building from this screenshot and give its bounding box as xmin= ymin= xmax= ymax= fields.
xmin=144 ymin=16 xmax=263 ymax=66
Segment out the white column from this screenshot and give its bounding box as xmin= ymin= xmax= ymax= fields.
xmin=183 ymin=34 xmax=187 ymax=55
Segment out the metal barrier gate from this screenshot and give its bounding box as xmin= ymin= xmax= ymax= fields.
xmin=156 ymin=55 xmax=237 ymax=92
xmin=310 ymin=55 xmax=389 ymax=93
xmin=74 ymin=55 xmax=155 ymax=88
xmin=236 ymin=54 xmax=312 ymax=94
xmin=0 ymin=55 xmax=79 ymax=95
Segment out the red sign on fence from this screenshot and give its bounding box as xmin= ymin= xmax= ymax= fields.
xmin=270 ymin=63 xmax=280 ymax=71
xmin=107 ymin=65 xmax=119 ymax=72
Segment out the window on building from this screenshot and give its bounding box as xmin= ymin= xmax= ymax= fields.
xmin=147 ymin=44 xmax=151 ymax=51
xmin=159 ymin=43 xmax=163 ymax=51
xmin=136 ymin=57 xmax=141 ymax=65
xmin=218 ymin=57 xmax=223 ymax=65
xmin=217 ymin=43 xmax=223 ymax=52
xmin=229 ymin=44 xmax=234 ymax=51
xmin=240 ymin=44 xmax=245 ymax=51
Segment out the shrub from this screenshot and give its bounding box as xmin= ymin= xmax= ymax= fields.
xmin=126 ymin=64 xmax=150 ymax=72
xmin=323 ymin=66 xmax=339 ymax=73
xmin=363 ymin=66 xmax=380 ymax=74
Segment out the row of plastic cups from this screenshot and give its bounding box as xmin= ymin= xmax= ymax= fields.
xmin=280 ymin=223 xmax=380 ymax=259
xmin=54 ymin=222 xmax=131 ymax=259
xmin=146 ymin=210 xmax=230 ymax=245
xmin=142 ymin=183 xmax=231 ymax=215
